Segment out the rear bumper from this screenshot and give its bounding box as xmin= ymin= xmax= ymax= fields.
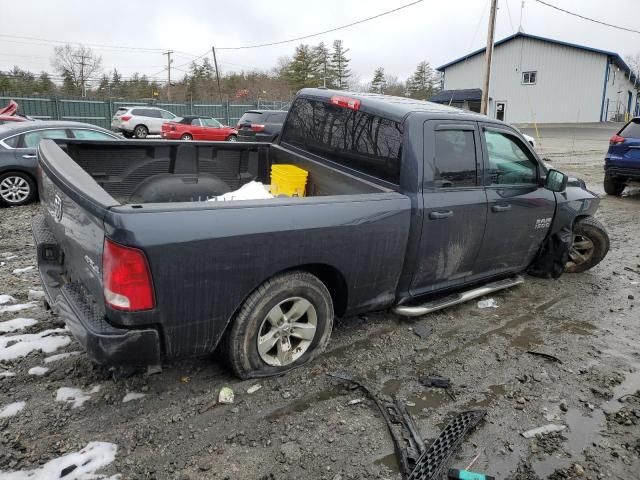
xmin=604 ymin=164 xmax=640 ymax=180
xmin=31 ymin=215 xmax=161 ymax=366
xmin=237 ymin=132 xmax=273 ymax=142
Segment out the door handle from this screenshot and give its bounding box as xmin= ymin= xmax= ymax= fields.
xmin=429 ymin=210 xmax=454 ymax=220
xmin=22 ymin=154 xmax=37 ymax=159
xmin=492 ymin=203 xmax=512 ymax=212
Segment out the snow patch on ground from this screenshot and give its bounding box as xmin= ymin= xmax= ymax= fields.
xmin=0 ymin=302 xmax=37 ymax=314
xmin=0 ymin=401 xmax=26 ymax=418
xmin=27 ymin=289 xmax=46 ymax=300
xmin=122 ymin=392 xmax=146 ymax=403
xmin=0 ymin=329 xmax=70 ymax=361
xmin=12 ymin=266 xmax=34 ymax=274
xmin=45 ymin=351 xmax=82 ymax=363
xmin=0 ymin=371 xmax=16 ymax=378
xmin=0 ymin=294 xmax=16 ymax=305
xmin=28 ymin=366 xmax=49 ymax=376
xmin=0 ymin=441 xmax=119 ymax=479
xmin=56 ymin=385 xmax=101 ymax=408
xmin=0 ymin=317 xmax=38 ymax=333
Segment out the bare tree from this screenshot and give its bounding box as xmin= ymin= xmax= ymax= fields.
xmin=52 ymin=44 xmax=102 ymax=96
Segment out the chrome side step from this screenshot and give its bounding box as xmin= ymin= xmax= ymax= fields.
xmin=393 ymin=275 xmax=525 ymax=317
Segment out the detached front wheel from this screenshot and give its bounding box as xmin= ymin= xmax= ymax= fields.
xmin=224 ymin=271 xmax=334 ymax=379
xmin=565 ymin=217 xmax=609 ymax=273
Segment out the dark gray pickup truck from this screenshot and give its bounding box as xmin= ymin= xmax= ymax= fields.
xmin=33 ymin=89 xmax=609 ymax=378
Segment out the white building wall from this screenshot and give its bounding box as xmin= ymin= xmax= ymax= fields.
xmin=442 ymin=36 xmax=608 ymax=123
xmin=603 ymin=62 xmax=638 ymax=121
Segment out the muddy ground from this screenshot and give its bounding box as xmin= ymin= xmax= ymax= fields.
xmin=1 ymin=124 xmax=639 ymax=479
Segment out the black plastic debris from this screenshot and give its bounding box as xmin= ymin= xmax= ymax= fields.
xmin=526 ymin=350 xmax=563 ymax=364
xmin=408 ymin=410 xmax=487 ymax=480
xmin=413 ymin=323 xmax=432 ymax=340
xmin=420 ymin=375 xmax=456 ymax=401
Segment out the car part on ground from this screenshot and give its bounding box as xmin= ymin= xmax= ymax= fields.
xmin=564 ymin=217 xmax=610 ymax=273
xmin=393 ymin=276 xmax=524 ymax=317
xmin=327 ymin=371 xmax=426 ymax=476
xmin=408 ymin=410 xmax=487 ymax=480
xmin=603 ymin=117 xmax=640 ymax=196
xmin=223 ymin=271 xmax=334 ymax=379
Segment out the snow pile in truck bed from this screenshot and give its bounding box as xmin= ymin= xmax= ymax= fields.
xmin=0 ymin=441 xmax=119 ymax=479
xmin=209 ymin=181 xmax=273 ymax=202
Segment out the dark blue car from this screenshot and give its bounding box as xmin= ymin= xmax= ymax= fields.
xmin=604 ymin=118 xmax=640 ymax=196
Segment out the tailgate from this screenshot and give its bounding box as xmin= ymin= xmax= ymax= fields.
xmin=34 ymin=139 xmax=118 ymax=310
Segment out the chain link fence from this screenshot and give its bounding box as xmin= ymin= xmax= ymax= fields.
xmin=0 ymin=93 xmax=290 ymax=129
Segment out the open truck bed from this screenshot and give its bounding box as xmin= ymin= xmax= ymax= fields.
xmin=33 ymin=139 xmax=411 ymax=365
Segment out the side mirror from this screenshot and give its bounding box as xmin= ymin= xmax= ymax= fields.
xmin=544 ymin=169 xmax=568 ymax=192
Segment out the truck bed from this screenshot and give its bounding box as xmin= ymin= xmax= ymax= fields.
xmin=59 ymin=140 xmax=390 ymax=204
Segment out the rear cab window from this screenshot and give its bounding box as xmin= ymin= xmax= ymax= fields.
xmin=620 ymin=119 xmax=640 ymax=138
xmin=281 ymin=97 xmax=403 ymax=185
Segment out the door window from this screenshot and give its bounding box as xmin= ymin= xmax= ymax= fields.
xmin=201 ymin=118 xmax=222 ymax=127
xmin=433 ymin=129 xmax=477 ymax=188
xmin=71 ymin=129 xmax=116 ymax=140
xmin=484 ymin=130 xmax=537 ymax=185
xmin=21 ymin=129 xmax=69 ymax=149
xmin=191 ymin=118 xmax=201 ymax=126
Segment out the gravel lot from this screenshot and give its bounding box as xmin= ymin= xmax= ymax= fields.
xmin=1 ymin=124 xmax=639 ymax=479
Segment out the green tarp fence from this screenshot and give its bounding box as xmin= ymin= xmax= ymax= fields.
xmin=0 ymin=93 xmax=290 ymax=129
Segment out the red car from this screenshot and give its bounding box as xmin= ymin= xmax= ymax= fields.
xmin=161 ymin=115 xmax=237 ymax=141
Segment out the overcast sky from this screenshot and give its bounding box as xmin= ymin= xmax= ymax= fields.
xmin=1 ymin=0 xmax=639 ymax=85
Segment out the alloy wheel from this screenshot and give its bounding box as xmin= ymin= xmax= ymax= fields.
xmin=0 ymin=176 xmax=30 ymax=204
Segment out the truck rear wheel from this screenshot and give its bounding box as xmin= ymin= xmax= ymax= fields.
xmin=603 ymin=174 xmax=625 ymax=196
xmin=565 ymin=216 xmax=609 ymax=273
xmin=223 ymin=271 xmax=334 ymax=379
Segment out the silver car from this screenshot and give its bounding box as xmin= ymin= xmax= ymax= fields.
xmin=111 ymin=106 xmax=176 ymax=138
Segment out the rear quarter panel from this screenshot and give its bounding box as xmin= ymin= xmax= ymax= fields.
xmin=105 ymin=194 xmax=411 ymax=358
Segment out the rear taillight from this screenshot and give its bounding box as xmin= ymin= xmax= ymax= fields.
xmin=251 ymin=124 xmax=265 ymax=132
xmin=120 ymin=115 xmax=132 ymax=122
xmin=329 ymin=95 xmax=361 ymax=111
xmin=609 ymin=134 xmax=625 ymax=145
xmin=103 ymin=239 xmax=155 ymax=311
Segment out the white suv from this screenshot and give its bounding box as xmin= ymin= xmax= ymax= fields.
xmin=111 ymin=106 xmax=176 ymax=138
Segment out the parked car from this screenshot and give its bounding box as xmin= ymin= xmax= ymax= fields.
xmin=0 ymin=121 xmax=119 ymax=206
xmin=237 ymin=110 xmax=287 ymax=142
xmin=33 ymin=89 xmax=608 ymax=378
xmin=604 ymin=117 xmax=640 ymax=196
xmin=161 ymin=115 xmax=237 ymax=141
xmin=111 ymin=106 xmax=176 ymax=138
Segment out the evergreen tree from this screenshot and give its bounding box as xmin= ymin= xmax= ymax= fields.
xmin=37 ymin=72 xmax=56 ymax=94
xmin=370 ymin=67 xmax=386 ymax=94
xmin=96 ymin=74 xmax=110 ymax=97
xmin=406 ymin=61 xmax=436 ymax=100
xmin=312 ymin=42 xmax=331 ymax=88
xmin=329 ymin=40 xmax=350 ymax=89
xmin=111 ymin=69 xmax=122 ymax=97
xmin=285 ymin=44 xmax=321 ymax=91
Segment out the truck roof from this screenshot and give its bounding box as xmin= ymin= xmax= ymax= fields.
xmin=298 ymin=88 xmax=487 ymax=123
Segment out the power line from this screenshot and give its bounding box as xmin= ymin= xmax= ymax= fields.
xmin=534 ymin=0 xmax=640 ymax=35
xmin=216 ymin=0 xmax=424 ymax=50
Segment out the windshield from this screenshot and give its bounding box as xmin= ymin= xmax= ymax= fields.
xmin=201 ymin=117 xmax=222 ymax=127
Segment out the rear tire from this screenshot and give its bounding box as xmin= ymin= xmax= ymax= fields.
xmin=133 ymin=125 xmax=148 ymax=139
xmin=181 ymin=133 xmax=193 ymax=141
xmin=122 ymin=131 xmax=133 ymax=139
xmin=565 ymin=217 xmax=609 ymax=273
xmin=604 ymin=174 xmax=625 ymax=196
xmin=0 ymin=172 xmax=36 ymax=206
xmin=223 ymin=271 xmax=334 ymax=379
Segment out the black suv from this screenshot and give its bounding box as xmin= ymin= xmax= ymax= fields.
xmin=236 ymin=110 xmax=287 ymax=142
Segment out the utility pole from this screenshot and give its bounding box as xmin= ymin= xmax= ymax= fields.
xmin=73 ymin=54 xmax=89 ymax=97
xmin=162 ymin=50 xmax=173 ymax=101
xmin=211 ymin=46 xmax=223 ymax=103
xmin=481 ymin=0 xmax=499 ymax=115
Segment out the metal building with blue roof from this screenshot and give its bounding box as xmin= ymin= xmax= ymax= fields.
xmin=432 ymin=32 xmax=639 ymax=124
